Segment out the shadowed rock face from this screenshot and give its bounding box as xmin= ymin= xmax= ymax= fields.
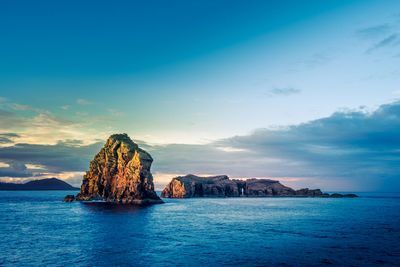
xmin=161 ymin=175 xmax=356 ymax=198
xmin=66 ymin=134 xmax=162 ymax=204
xmin=63 ymin=195 xmax=75 ymax=202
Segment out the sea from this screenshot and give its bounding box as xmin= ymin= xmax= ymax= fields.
xmin=1 ymin=191 xmax=399 ymax=266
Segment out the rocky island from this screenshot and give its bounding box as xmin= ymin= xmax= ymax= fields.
xmin=63 ymin=134 xmax=163 ymax=204
xmin=161 ymin=174 xmax=357 ymax=198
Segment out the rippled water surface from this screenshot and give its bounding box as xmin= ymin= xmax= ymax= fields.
xmin=1 ymin=191 xmax=400 ymax=266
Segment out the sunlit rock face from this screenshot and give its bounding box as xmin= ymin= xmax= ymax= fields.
xmin=161 ymin=175 xmax=239 ymax=198
xmin=161 ymin=174 xmax=337 ymax=198
xmin=72 ymin=134 xmax=162 ymax=204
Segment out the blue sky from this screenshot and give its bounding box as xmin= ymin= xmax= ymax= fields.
xmin=1 ymin=0 xmax=400 ymax=191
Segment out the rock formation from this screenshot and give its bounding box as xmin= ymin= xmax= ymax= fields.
xmin=330 ymin=193 xmax=358 ymax=198
xmin=63 ymin=195 xmax=75 ymax=202
xmin=161 ymin=174 xmax=357 ymax=198
xmin=64 ymin=134 xmax=163 ymax=204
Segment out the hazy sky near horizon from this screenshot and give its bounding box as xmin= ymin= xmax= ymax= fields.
xmin=1 ymin=0 xmax=400 ymax=191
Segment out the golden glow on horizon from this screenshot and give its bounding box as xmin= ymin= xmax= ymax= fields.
xmin=0 ymin=162 xmax=10 ymax=168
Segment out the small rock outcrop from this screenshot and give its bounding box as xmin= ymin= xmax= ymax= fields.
xmin=330 ymin=193 xmax=358 ymax=198
xmin=161 ymin=174 xmax=357 ymax=198
xmin=64 ymin=134 xmax=163 ymax=204
xmin=63 ymin=195 xmax=75 ymax=202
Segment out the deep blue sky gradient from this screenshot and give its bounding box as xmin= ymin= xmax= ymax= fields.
xmin=1 ymin=0 xmax=355 ymax=77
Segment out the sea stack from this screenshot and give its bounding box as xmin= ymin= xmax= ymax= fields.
xmin=64 ymin=134 xmax=163 ymax=204
xmin=161 ymin=174 xmax=357 ymax=198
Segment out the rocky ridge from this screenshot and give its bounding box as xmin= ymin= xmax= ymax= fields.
xmin=63 ymin=134 xmax=163 ymax=204
xmin=0 ymin=178 xmax=79 ymax=191
xmin=161 ymin=174 xmax=357 ymax=198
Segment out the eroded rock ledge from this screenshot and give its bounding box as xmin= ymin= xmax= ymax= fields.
xmin=161 ymin=174 xmax=357 ymax=198
xmin=63 ymin=134 xmax=163 ymax=204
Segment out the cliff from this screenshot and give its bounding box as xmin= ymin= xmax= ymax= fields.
xmin=161 ymin=174 xmax=357 ymax=198
xmin=64 ymin=134 xmax=163 ymax=204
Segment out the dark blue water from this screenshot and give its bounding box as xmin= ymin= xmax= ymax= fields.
xmin=1 ymin=191 xmax=400 ymax=266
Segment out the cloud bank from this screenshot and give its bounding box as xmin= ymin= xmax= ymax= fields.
xmin=1 ymin=101 xmax=400 ymax=191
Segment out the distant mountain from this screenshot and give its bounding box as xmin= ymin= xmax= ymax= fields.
xmin=0 ymin=178 xmax=79 ymax=191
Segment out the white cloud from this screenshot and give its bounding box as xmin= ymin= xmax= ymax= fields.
xmin=10 ymin=103 xmax=49 ymax=113
xmin=108 ymin=109 xmax=125 ymax=117
xmin=392 ymin=90 xmax=400 ymax=95
xmin=0 ymin=171 xmax=85 ymax=187
xmin=215 ymin=146 xmax=249 ymax=152
xmin=0 ymin=162 xmax=10 ymax=168
xmin=25 ymin=164 xmax=45 ymax=170
xmin=77 ymin=98 xmax=91 ymax=105
xmin=266 ymin=87 xmax=301 ymax=97
xmin=0 ymin=101 xmax=112 ymax=145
